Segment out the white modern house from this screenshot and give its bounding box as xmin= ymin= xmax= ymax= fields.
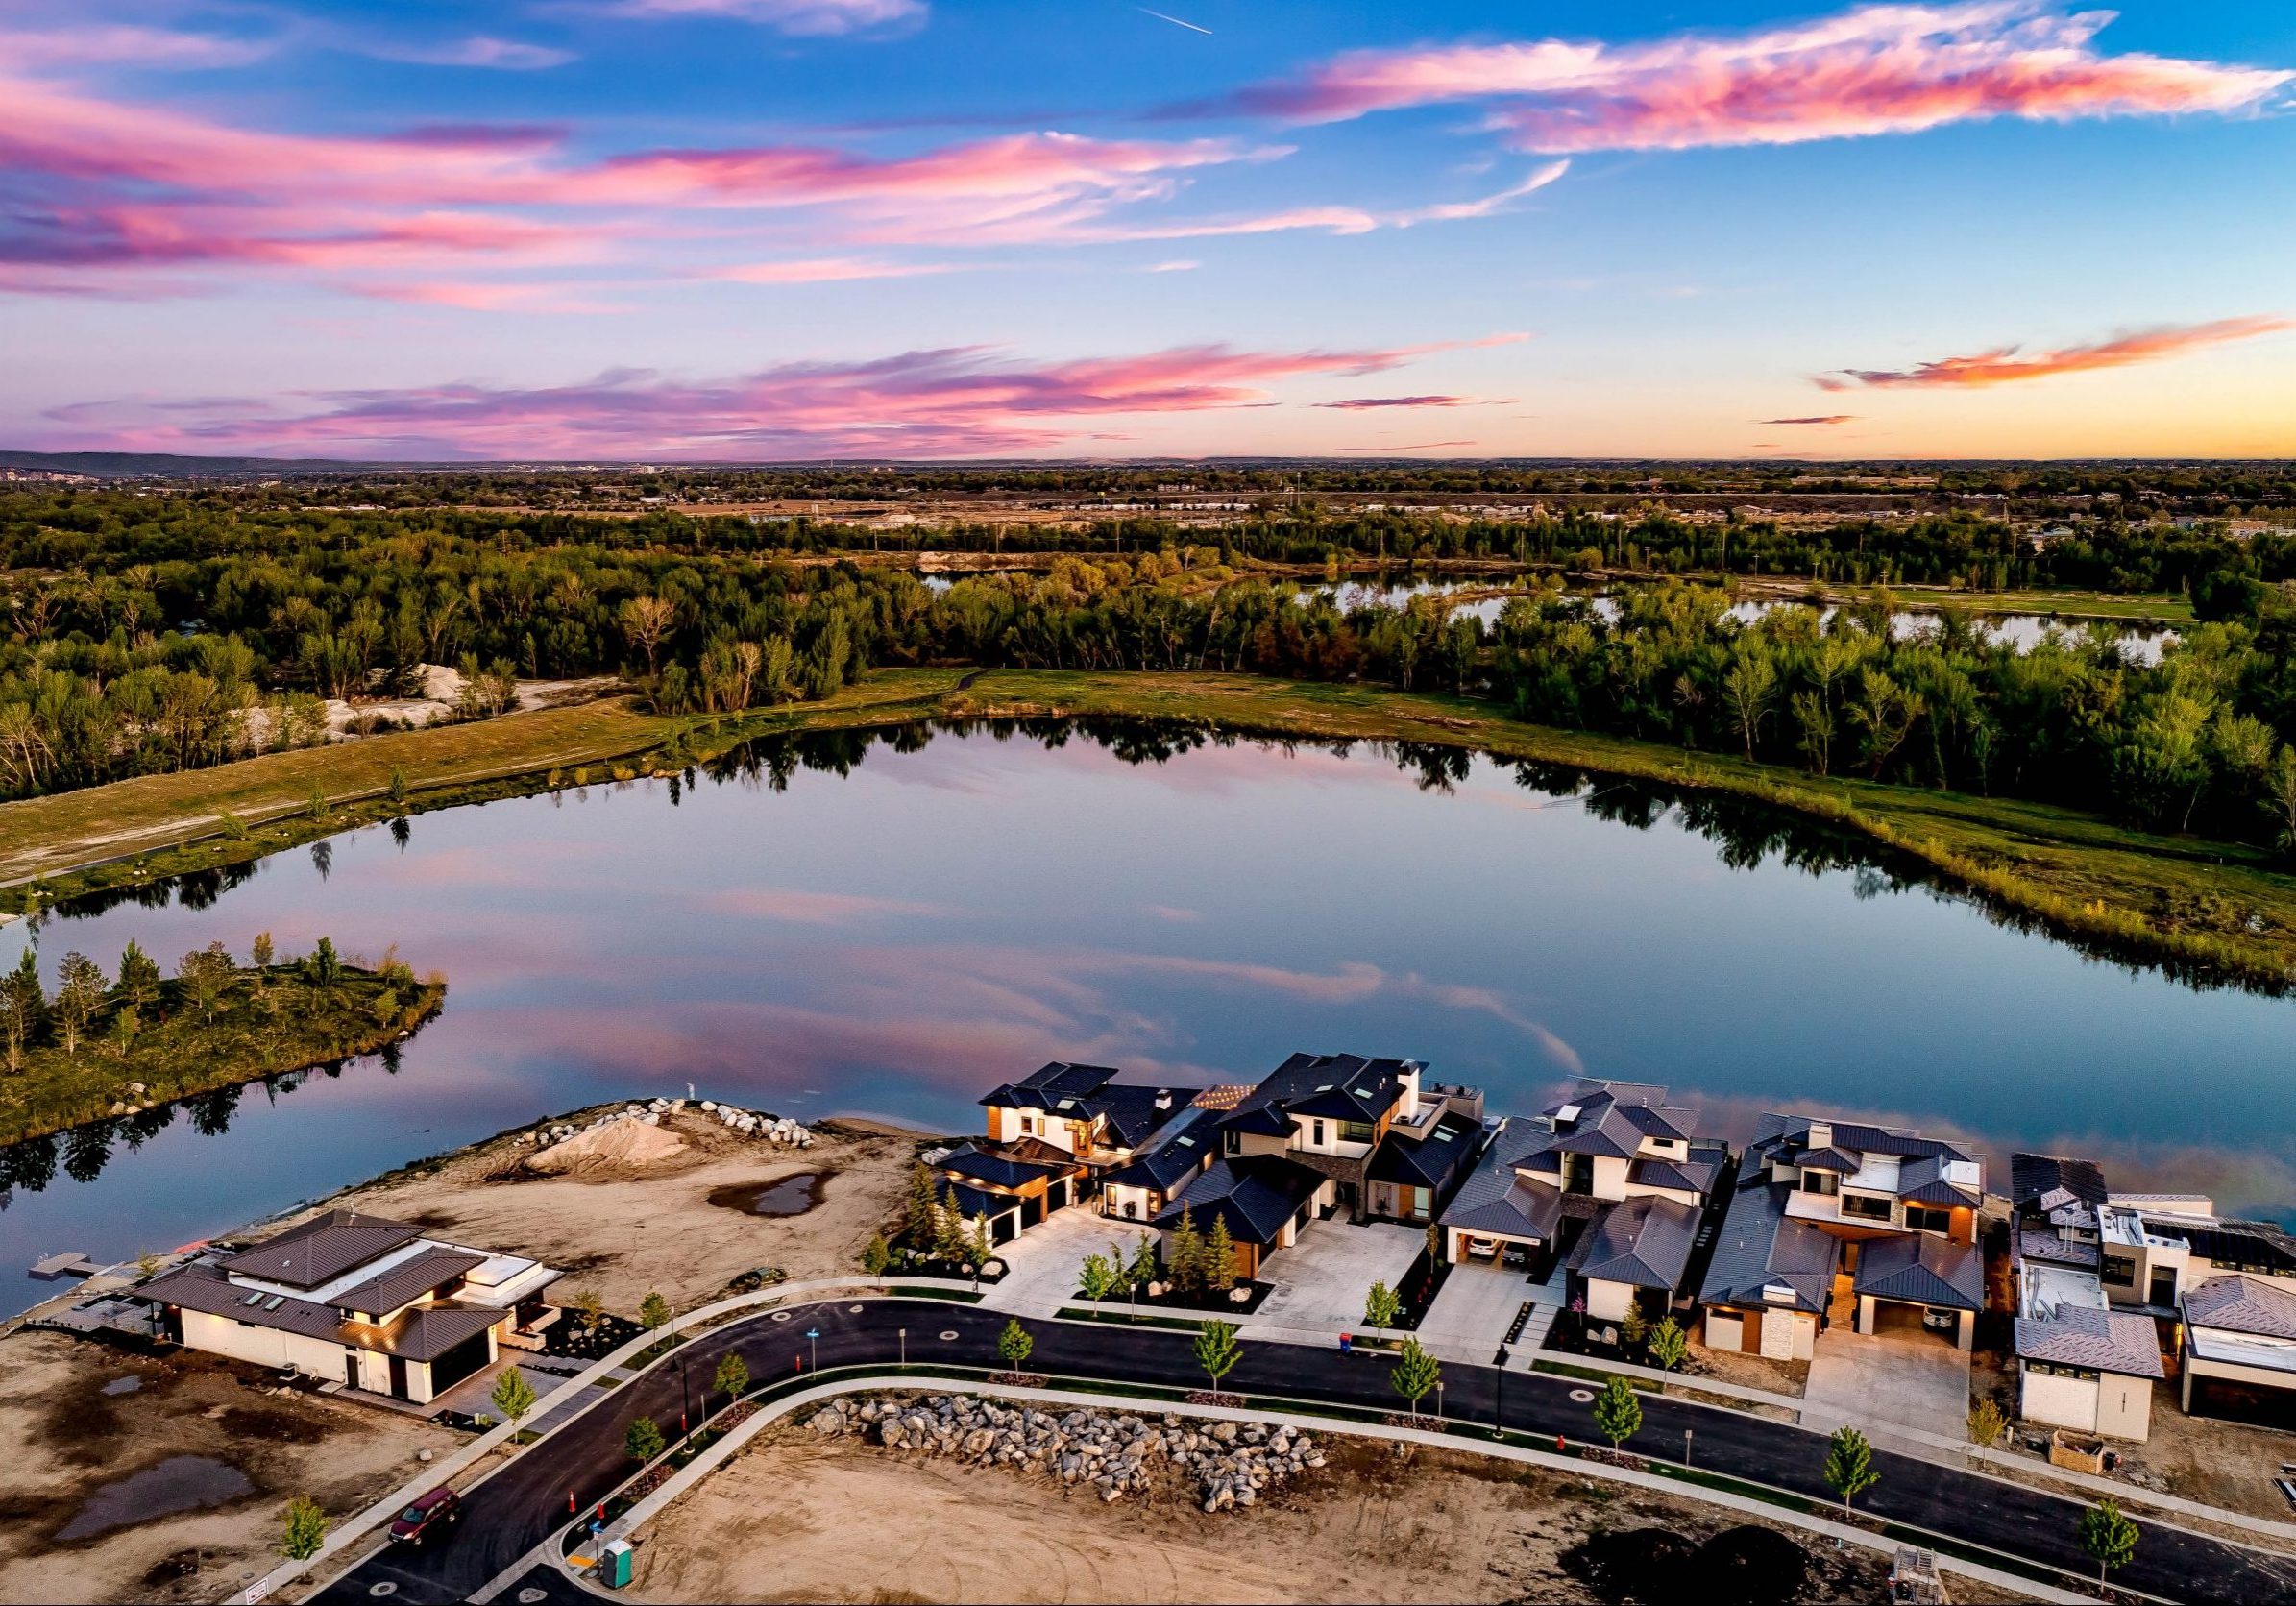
xmin=139 ymin=1210 xmax=560 ymax=1405
xmin=2182 ymin=1276 xmax=2296 ymax=1424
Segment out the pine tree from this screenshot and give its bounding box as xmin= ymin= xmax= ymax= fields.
xmin=1204 ymin=1215 xmax=1237 ymax=1292
xmin=934 ymin=1183 xmax=967 ymax=1261
xmin=1170 ymin=1207 xmax=1205 ymax=1296
xmin=1 ymin=947 xmax=46 ymax=1073
xmin=624 ymin=1416 xmax=667 ymax=1464
xmin=905 ymin=1161 xmax=939 ymax=1249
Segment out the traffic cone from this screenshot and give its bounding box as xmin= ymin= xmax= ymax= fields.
xmin=568 ymin=1491 xmax=576 ymax=1514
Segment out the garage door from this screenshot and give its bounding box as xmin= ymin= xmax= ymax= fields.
xmin=427 ymin=1331 xmax=492 ymax=1394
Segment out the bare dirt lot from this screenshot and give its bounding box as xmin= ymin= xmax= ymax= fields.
xmin=318 ymin=1108 xmax=934 ymax=1315
xmin=630 ymin=1425 xmax=1931 ymax=1605
xmin=0 ymin=1329 xmax=453 ymax=1606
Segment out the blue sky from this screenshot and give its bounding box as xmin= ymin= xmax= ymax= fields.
xmin=3 ymin=1 xmax=2292 ymax=458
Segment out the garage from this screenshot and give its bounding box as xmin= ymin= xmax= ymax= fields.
xmin=426 ymin=1329 xmax=493 ymax=1395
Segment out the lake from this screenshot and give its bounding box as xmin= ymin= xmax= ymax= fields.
xmin=4 ymin=719 xmax=2290 ymax=1308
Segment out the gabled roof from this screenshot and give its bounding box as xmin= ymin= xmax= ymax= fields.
xmin=334 ymin=1248 xmax=486 ymax=1320
xmin=1567 ymin=1196 xmax=1701 ymax=1293
xmin=1697 ymin=1181 xmax=1841 ymax=1315
xmin=2015 ymin=1306 xmax=2163 ymax=1377
xmin=978 ymin=1061 xmax=1122 ymax=1112
xmin=1751 ymin=1112 xmax=1975 ymax=1168
xmin=1089 ymin=1083 xmax=1189 ymax=1151
xmin=1540 ymin=1081 xmax=1698 ymax=1160
xmin=1366 ymin=1111 xmax=1479 ymax=1191
xmin=144 ymin=1262 xmax=347 ymax=1342
xmin=2185 ymin=1274 xmax=2296 ymax=1341
xmin=1854 ymin=1233 xmax=1984 ymax=1312
xmin=1440 ymin=1118 xmax=1561 ymax=1242
xmin=212 ymin=1210 xmax=422 ymax=1291
xmin=938 ymin=1141 xmax=1074 ymax=1192
xmin=1630 ymin=1151 xmax=1723 ymax=1195
xmin=1217 ymin=1052 xmax=1418 ymax=1133
xmin=343 ymin=1301 xmax=506 ymax=1363
xmin=1102 ymin=1107 xmax=1213 ymax=1194
xmin=1155 ymin=1156 xmax=1325 ymax=1246
xmin=1897 ymin=1156 xmax=1981 ymax=1208
xmin=2011 ymin=1152 xmax=2109 ymax=1212
xmin=1794 ymin=1147 xmax=1860 ymax=1173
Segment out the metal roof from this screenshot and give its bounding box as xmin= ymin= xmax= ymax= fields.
xmin=212 ymin=1210 xmax=423 ymax=1291
xmin=2015 ymin=1305 xmax=2163 ymax=1377
xmin=2185 ymin=1274 xmax=2296 ymax=1342
xmin=333 ymin=1248 xmax=486 ymax=1320
xmin=1697 ymin=1180 xmax=1841 ymax=1314
xmin=1854 ymin=1233 xmax=1985 ymax=1312
xmin=1155 ymin=1156 xmax=1326 ymax=1246
xmin=1567 ymin=1195 xmax=1701 ymax=1292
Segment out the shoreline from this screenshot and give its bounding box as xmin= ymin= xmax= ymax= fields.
xmin=2 ymin=669 xmax=2290 ymax=993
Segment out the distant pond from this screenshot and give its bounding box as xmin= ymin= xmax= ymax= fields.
xmin=4 ymin=718 xmax=2292 ymax=1309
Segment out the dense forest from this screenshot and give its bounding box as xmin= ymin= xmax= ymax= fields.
xmin=4 ymin=490 xmax=2296 ymax=854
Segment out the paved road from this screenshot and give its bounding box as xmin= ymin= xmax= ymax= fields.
xmin=314 ymin=1299 xmax=2296 ymax=1605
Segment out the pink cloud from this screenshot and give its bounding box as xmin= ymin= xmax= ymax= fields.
xmin=1315 ymin=395 xmax=1476 ymax=410
xmin=606 ymin=0 xmax=926 ymax=36
xmin=1332 ymin=440 xmax=1478 ymax=452
xmin=1817 ymin=315 xmax=2292 ymax=389
xmin=37 ymin=337 xmax=1490 ymax=458
xmin=709 ymin=256 xmax=962 ymax=283
xmin=1202 ymin=4 xmax=2290 ymax=152
xmin=1762 ymin=413 xmax=1859 ymax=424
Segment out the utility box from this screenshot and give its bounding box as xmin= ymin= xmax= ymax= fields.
xmin=600 ymin=1539 xmax=634 ymax=1590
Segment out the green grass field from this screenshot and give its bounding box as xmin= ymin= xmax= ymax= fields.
xmin=5 ymin=668 xmax=2290 ymax=990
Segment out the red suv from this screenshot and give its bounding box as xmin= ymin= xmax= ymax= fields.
xmin=389 ymin=1487 xmax=460 ymax=1546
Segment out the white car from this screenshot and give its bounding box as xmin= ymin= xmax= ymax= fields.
xmin=1463 ymin=1235 xmax=1501 ymax=1261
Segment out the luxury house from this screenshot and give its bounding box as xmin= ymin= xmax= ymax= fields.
xmin=1147 ymin=1052 xmax=1485 ymax=1282
xmin=2182 ymin=1275 xmax=2296 ymax=1426
xmin=1437 ymin=1081 xmax=1726 ymax=1324
xmin=1699 ymin=1113 xmax=1985 ymax=1357
xmin=2009 ymin=1153 xmax=2163 ymax=1440
xmin=138 ymin=1210 xmax=560 ymax=1404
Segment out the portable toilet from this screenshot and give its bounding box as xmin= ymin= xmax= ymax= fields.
xmin=600 ymin=1539 xmax=634 ymax=1590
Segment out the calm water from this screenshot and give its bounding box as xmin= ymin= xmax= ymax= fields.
xmin=4 ymin=721 xmax=2292 ymax=1308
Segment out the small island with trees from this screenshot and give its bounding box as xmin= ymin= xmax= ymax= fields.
xmin=0 ymin=932 xmax=445 ymax=1145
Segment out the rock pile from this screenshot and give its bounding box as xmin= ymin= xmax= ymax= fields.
xmin=805 ymin=1396 xmax=1324 ymax=1512
xmin=522 ymin=1097 xmax=812 ymax=1149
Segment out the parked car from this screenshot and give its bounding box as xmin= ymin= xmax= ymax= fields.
xmin=390 ymin=1487 xmax=460 ymax=1546
xmin=1463 ymin=1236 xmax=1501 ymax=1261
xmin=1921 ymin=1308 xmax=1958 ymax=1334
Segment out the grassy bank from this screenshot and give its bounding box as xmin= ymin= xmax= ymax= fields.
xmin=5 ymin=668 xmax=2293 ymax=991
xmin=1 ymin=963 xmax=448 ymax=1146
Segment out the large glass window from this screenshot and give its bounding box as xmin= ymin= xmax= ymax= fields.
xmin=1906 ymin=1205 xmax=1953 ymax=1234
xmin=2100 ymin=1254 xmax=2136 ymax=1288
xmin=1799 ymin=1172 xmax=1840 ymax=1197
xmin=1338 ymin=1120 xmax=1377 ymax=1144
xmin=1841 ymin=1193 xmax=1893 ymax=1223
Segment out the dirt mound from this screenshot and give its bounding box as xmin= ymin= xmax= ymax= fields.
xmin=527 ymin=1117 xmax=688 ymax=1175
xmin=1562 ymin=1523 xmax=1811 ymax=1605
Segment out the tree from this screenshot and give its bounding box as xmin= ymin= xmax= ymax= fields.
xmin=933 ymin=1183 xmax=968 ymax=1262
xmin=1967 ymin=1399 xmax=2008 ymax=1447
xmin=1203 ymin=1215 xmax=1237 ymax=1293
xmin=1722 ymin=645 xmax=1778 ymax=759
xmin=713 ymin=1350 xmax=749 ymax=1403
xmin=53 ymin=951 xmax=104 ymax=1058
xmin=997 ymin=1318 xmax=1034 ymax=1373
xmin=620 ymin=595 xmax=676 ymax=675
xmin=569 ymin=1287 xmax=604 ymax=1336
xmin=639 ymin=1291 xmax=671 ymax=1331
xmin=115 ymin=939 xmax=161 ymax=1010
xmin=1364 ymin=1280 xmax=1402 ymax=1329
xmin=1194 ymin=1319 xmax=1242 ymax=1394
xmin=861 ymin=1233 xmax=892 ymax=1277
xmin=1389 ymin=1337 xmax=1441 ymax=1415
xmin=1078 ymin=1252 xmax=1116 ymax=1302
xmin=624 ymin=1416 xmax=666 ymax=1465
xmin=2077 ymin=1498 xmax=2139 ymax=1586
xmin=966 ymin=1213 xmax=995 ymax=1272
xmin=1168 ymin=1207 xmax=1205 ymax=1297
xmin=490 ymin=1365 xmax=537 ymax=1433
xmin=109 ymin=1006 xmax=139 ymax=1061
xmin=904 ymin=1161 xmax=939 ymax=1248
xmin=1 ymin=948 xmax=45 ymax=1073
xmin=280 ymin=1495 xmax=329 ymax=1560
xmin=304 ymin=936 xmax=343 ymax=987
xmin=1822 ymin=1425 xmax=1879 ymax=1517
xmin=1647 ymin=1317 xmax=1688 ymax=1372
xmin=251 ymin=931 xmax=276 ymax=971
xmin=1591 ymin=1376 xmax=1641 ymax=1450
xmin=1619 ymin=1300 xmax=1649 ymax=1352
xmin=177 ymin=942 xmax=235 ymax=1023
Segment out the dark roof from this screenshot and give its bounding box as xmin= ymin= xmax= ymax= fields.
xmin=943 ymin=1181 xmax=1018 ymax=1221
xmin=978 ymin=1061 xmax=1122 ymax=1112
xmin=1539 ymin=1081 xmax=1702 ymax=1163
xmin=2015 ymin=1306 xmax=2163 ymax=1377
xmin=1090 ymin=1083 xmax=1190 ymax=1151
xmin=1794 ymin=1147 xmax=1860 ymax=1173
xmin=1102 ymin=1107 xmax=1214 ymax=1193
xmin=346 ymin=1302 xmax=506 ymax=1363
xmin=1897 ymin=1156 xmax=1981 ymax=1209
xmin=2143 ymin=1214 xmax=2296 ymax=1277
xmin=1629 ymin=1152 xmax=1723 ymax=1195
xmin=2185 ymin=1275 xmax=2296 ymax=1340
xmin=1751 ymin=1112 xmax=1974 ymax=1168
xmin=1367 ymin=1111 xmax=1479 ymax=1191
xmin=938 ymin=1141 xmax=1073 ymax=1192
xmin=212 ymin=1210 xmax=422 ymax=1291
xmin=1697 ymin=1181 xmax=1841 ymax=1314
xmin=1854 ymin=1233 xmax=1984 ymax=1312
xmin=2011 ymin=1152 xmax=2109 ymax=1212
xmin=1155 ymin=1156 xmax=1325 ymax=1245
xmin=1440 ymin=1118 xmax=1564 ymax=1242
xmin=1218 ymin=1052 xmax=1419 ymax=1133
xmin=334 ymin=1248 xmax=486 ymax=1320
xmin=2016 ymin=1228 xmax=2101 ymax=1271
xmin=1567 ymin=1196 xmax=1701 ymax=1292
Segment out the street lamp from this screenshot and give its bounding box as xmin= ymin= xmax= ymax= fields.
xmin=806 ymin=1327 xmax=820 ymax=1375
xmin=674 ymin=1356 xmax=692 ymax=1446
xmin=1683 ymin=1427 xmax=1693 ymax=1469
xmin=899 ymin=1328 xmax=907 ymax=1371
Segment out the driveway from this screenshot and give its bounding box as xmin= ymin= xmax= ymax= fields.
xmin=980 ymin=1204 xmax=1156 ymax=1315
xmin=1418 ymin=1261 xmax=1556 ymax=1363
xmin=1803 ymin=1323 xmax=1972 ymax=1461
xmin=1252 ymin=1219 xmax=1425 ymax=1335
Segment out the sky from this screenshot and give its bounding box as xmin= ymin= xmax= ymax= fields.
xmin=2 ymin=0 xmax=2292 ymax=461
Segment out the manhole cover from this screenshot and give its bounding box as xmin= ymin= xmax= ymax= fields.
xmin=518 ymin=1590 xmax=549 ymax=1603
xmin=939 ymin=1330 xmax=959 ymax=1341
xmin=848 ymin=1303 xmax=864 ymax=1313
xmin=770 ymin=1310 xmax=793 ymax=1323
xmin=369 ymin=1585 xmax=399 ymax=1598
xmin=1568 ymin=1388 xmax=1595 ymax=1403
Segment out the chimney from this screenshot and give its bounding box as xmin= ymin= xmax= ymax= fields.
xmin=1806 ymin=1121 xmax=1833 ymax=1151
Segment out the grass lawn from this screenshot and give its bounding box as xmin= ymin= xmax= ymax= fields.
xmin=5 ymin=667 xmax=2291 ymax=991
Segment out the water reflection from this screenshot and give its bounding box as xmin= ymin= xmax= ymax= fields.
xmin=4 ymin=718 xmax=2292 ymax=1302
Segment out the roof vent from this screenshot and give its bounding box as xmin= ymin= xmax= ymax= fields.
xmin=1555 ymin=1104 xmax=1582 ymax=1128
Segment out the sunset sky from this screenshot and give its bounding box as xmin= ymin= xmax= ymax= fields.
xmin=4 ymin=1 xmax=2292 ymax=460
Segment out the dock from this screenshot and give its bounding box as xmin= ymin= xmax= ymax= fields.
xmin=28 ymin=1252 xmax=100 ymax=1281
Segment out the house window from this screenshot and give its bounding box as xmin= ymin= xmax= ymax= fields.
xmin=1339 ymin=1120 xmax=1377 ymax=1144
xmin=1840 ymin=1193 xmax=1893 ymax=1223
xmin=1800 ymin=1172 xmax=1840 ymax=1197
xmin=2028 ymin=1360 xmax=2100 ymax=1382
xmin=1021 ymin=1116 xmax=1037 ymax=1135
xmin=1312 ymin=1120 xmax=1327 ymax=1146
xmin=2100 ymin=1255 xmax=2136 ymax=1288
xmin=1225 ymin=1131 xmax=1241 ymax=1156
xmin=1906 ymin=1205 xmax=1952 ymax=1234
xmin=1410 ymin=1186 xmax=1432 ymax=1220
xmin=2149 ymin=1268 xmax=2179 ymax=1307
xmin=1562 ymin=1153 xmax=1594 ymax=1195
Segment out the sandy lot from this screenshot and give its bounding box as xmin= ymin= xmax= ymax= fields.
xmin=319 ymin=1109 xmax=933 ymax=1315
xmin=0 ymin=1329 xmax=453 ymax=1606
xmin=631 ymin=1425 xmax=1932 ymax=1605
